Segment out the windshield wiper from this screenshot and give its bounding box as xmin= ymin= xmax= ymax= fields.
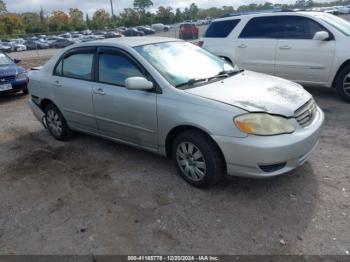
xmin=176 ymin=69 xmax=244 ymax=89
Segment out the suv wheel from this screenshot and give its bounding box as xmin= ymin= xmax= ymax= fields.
xmin=172 ymin=130 xmax=225 ymax=188
xmin=45 ymin=103 xmax=72 ymax=141
xmin=336 ymin=65 xmax=350 ymax=102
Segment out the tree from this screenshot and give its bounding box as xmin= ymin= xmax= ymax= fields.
xmin=120 ymin=8 xmax=140 ymax=27
xmin=0 ymin=0 xmax=7 ymax=14
xmin=133 ymin=0 xmax=153 ymax=11
xmin=0 ymin=13 xmax=25 ymax=36
xmin=48 ymin=10 xmax=70 ymax=32
xmin=69 ymin=8 xmax=86 ymax=30
xmin=174 ymin=8 xmax=183 ymax=22
xmin=189 ymin=3 xmax=199 ymax=19
xmin=92 ymin=9 xmax=110 ymax=29
xmin=155 ymin=6 xmax=174 ymax=24
xmin=86 ymin=14 xmax=91 ymax=29
xmin=21 ymin=12 xmax=46 ymax=33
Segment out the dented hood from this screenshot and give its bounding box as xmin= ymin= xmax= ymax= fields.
xmin=185 ymin=70 xmax=311 ymax=117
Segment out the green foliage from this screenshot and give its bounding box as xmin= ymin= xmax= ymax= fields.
xmin=92 ymin=9 xmax=110 ymax=29
xmin=133 ymin=0 xmax=153 ymax=11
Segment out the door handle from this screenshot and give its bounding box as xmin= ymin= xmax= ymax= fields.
xmin=94 ymin=87 xmax=105 ymax=95
xmin=237 ymin=44 xmax=247 ymax=48
xmin=279 ymin=45 xmax=291 ymax=50
xmin=53 ymin=80 xmax=62 ymax=87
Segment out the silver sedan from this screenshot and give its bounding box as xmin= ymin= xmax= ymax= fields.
xmin=28 ymin=37 xmax=324 ymax=188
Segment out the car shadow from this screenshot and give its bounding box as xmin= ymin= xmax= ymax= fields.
xmin=0 ymin=92 xmax=28 ymax=105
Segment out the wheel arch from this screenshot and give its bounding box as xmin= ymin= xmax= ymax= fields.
xmin=40 ymin=98 xmax=55 ymax=111
xmin=332 ymin=59 xmax=350 ymax=87
xmin=165 ymin=125 xmax=226 ymax=168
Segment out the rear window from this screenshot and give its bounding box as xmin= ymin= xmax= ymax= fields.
xmin=204 ymin=19 xmax=240 ymax=38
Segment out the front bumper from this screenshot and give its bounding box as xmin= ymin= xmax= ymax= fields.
xmin=212 ymin=107 xmax=325 ymax=178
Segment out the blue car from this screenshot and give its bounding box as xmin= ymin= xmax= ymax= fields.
xmin=0 ymin=52 xmax=28 ymax=95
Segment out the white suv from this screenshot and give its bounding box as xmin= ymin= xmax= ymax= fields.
xmin=200 ymin=11 xmax=350 ymax=102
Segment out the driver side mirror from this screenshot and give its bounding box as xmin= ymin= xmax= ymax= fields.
xmin=313 ymin=31 xmax=330 ymax=41
xmin=14 ymin=58 xmax=21 ymax=64
xmin=125 ymin=77 xmax=154 ymax=91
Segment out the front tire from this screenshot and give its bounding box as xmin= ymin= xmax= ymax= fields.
xmin=335 ymin=65 xmax=350 ymax=102
xmin=45 ymin=103 xmax=72 ymax=141
xmin=172 ymin=130 xmax=225 ymax=188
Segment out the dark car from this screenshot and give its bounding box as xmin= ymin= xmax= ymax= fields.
xmin=51 ymin=39 xmax=75 ymax=48
xmin=105 ymin=31 xmax=123 ymax=38
xmin=136 ymin=26 xmax=155 ymax=35
xmin=179 ymin=23 xmax=199 ymax=40
xmin=0 ymin=52 xmax=28 ymax=95
xmin=123 ymin=28 xmax=145 ymax=37
xmin=25 ymin=40 xmax=50 ymax=50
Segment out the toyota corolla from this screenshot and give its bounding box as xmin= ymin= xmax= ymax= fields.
xmin=28 ymin=37 xmax=324 ymax=188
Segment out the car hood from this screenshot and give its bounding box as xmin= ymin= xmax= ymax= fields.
xmin=0 ymin=64 xmax=25 ymax=77
xmin=185 ymin=70 xmax=312 ymax=117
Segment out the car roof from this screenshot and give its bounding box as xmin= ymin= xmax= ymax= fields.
xmin=77 ymin=36 xmax=181 ymax=48
xmin=213 ymin=11 xmax=322 ymax=22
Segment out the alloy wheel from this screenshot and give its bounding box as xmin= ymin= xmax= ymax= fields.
xmin=176 ymin=142 xmax=207 ymax=182
xmin=343 ymin=73 xmax=350 ymax=97
xmin=46 ymin=109 xmax=63 ymax=137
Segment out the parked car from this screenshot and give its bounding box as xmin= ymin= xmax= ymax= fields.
xmin=1 ymin=42 xmax=27 ymax=52
xmin=0 ymin=43 xmax=12 ymax=52
xmin=179 ymin=23 xmax=199 ymax=40
xmin=25 ymin=40 xmax=50 ymax=50
xmin=51 ymin=38 xmax=75 ymax=48
xmin=105 ymin=31 xmax=123 ymax=38
xmin=151 ymin=23 xmax=170 ymax=31
xmin=136 ymin=26 xmax=156 ymax=35
xmin=123 ymin=28 xmax=145 ymax=37
xmin=0 ymin=52 xmax=28 ymax=94
xmin=28 ymin=37 xmax=324 ymax=188
xmin=200 ymin=11 xmax=350 ymax=102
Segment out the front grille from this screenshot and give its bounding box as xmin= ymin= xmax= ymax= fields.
xmin=0 ymin=75 xmax=16 ymax=83
xmin=294 ymin=99 xmax=317 ymax=128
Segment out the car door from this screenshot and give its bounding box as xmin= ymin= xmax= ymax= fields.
xmin=52 ymin=47 xmax=98 ymax=133
xmin=235 ymin=16 xmax=279 ymax=75
xmin=274 ymin=15 xmax=336 ymax=85
xmin=92 ymin=47 xmax=158 ymax=151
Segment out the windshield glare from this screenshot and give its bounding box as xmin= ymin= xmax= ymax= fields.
xmin=318 ymin=13 xmax=350 ymax=36
xmin=0 ymin=53 xmax=14 ymax=66
xmin=135 ymin=41 xmax=234 ymax=88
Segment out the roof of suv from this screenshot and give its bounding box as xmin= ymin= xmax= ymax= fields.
xmin=213 ymin=11 xmax=323 ymax=22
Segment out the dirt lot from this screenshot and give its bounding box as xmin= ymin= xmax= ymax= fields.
xmin=0 ymin=56 xmax=349 ymax=255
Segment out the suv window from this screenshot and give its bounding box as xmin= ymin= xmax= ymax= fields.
xmin=61 ymin=53 xmax=94 ymax=80
xmin=240 ymin=16 xmax=328 ymax=39
xmin=98 ymin=53 xmax=144 ymax=86
xmin=239 ymin=16 xmax=283 ymax=38
xmin=204 ymin=19 xmax=240 ymax=38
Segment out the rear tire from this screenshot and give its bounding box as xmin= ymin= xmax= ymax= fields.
xmin=172 ymin=130 xmax=225 ymax=188
xmin=22 ymin=88 xmax=28 ymax=95
xmin=44 ymin=103 xmax=72 ymax=141
xmin=335 ymin=65 xmax=350 ymax=103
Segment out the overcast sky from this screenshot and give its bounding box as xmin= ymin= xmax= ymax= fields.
xmin=6 ymin=0 xmax=324 ymax=15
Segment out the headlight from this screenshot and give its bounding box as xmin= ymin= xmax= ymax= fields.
xmin=16 ymin=72 xmax=27 ymax=81
xmin=234 ymin=113 xmax=295 ymax=136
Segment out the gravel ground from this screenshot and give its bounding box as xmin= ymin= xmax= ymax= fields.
xmin=0 ymin=64 xmax=349 ymax=255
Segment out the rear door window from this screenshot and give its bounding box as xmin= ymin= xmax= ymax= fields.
xmin=204 ymin=19 xmax=240 ymax=38
xmin=279 ymin=16 xmax=328 ymax=39
xmin=239 ymin=16 xmax=283 ymax=38
xmin=62 ymin=53 xmax=94 ymax=80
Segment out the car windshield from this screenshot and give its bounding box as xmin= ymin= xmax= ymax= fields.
xmin=318 ymin=13 xmax=350 ymax=36
xmin=134 ymin=41 xmax=236 ymax=88
xmin=0 ymin=53 xmax=14 ymax=66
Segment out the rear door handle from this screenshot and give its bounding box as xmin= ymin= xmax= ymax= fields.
xmin=279 ymin=45 xmax=291 ymax=50
xmin=93 ymin=87 xmax=105 ymax=95
xmin=237 ymin=44 xmax=247 ymax=48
